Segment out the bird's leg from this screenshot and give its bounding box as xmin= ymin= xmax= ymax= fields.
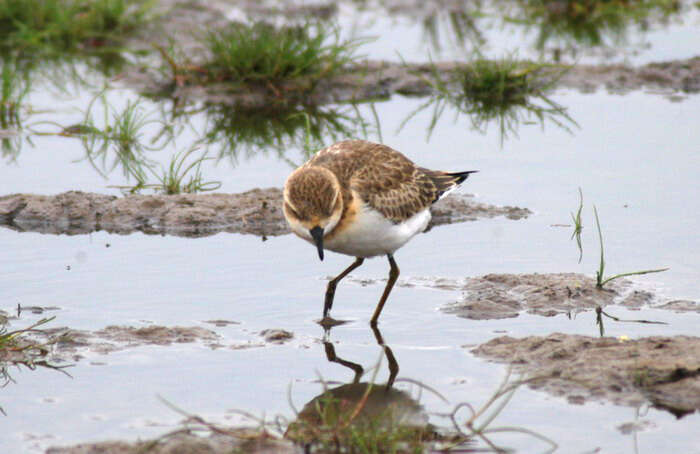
xmin=370 ymin=254 xmax=399 ymax=326
xmin=324 ymin=257 xmax=365 ymax=318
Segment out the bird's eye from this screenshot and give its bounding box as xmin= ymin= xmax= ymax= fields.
xmin=284 ymin=202 xmax=301 ymax=219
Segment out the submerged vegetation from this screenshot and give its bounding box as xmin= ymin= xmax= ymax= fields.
xmin=0 ymin=316 xmax=71 ymax=415
xmin=0 ymin=0 xmax=154 ymax=55
xmin=402 ymin=56 xmax=576 ymax=142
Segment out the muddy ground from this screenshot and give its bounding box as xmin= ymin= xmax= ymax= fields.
xmin=0 ymin=189 xmax=530 ymax=237
xmin=126 ymin=55 xmax=700 ymax=109
xmin=46 ymin=432 xmax=297 ymax=454
xmin=473 ymin=333 xmax=700 ymax=417
xmin=31 ymin=323 xmax=296 ymax=361
xmin=349 ymin=272 xmax=698 ymax=320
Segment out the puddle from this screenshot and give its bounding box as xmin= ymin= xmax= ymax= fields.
xmin=1 ymin=1 xmax=700 ymax=453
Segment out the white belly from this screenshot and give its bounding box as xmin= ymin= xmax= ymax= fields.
xmin=324 ymin=207 xmax=431 ymax=258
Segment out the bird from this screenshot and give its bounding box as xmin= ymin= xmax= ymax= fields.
xmin=283 ymin=140 xmax=477 ymax=325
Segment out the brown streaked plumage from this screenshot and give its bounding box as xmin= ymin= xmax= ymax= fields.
xmin=283 ymin=139 xmax=477 ymax=325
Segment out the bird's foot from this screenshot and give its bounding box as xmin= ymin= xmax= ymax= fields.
xmin=317 ymin=315 xmax=350 ymax=329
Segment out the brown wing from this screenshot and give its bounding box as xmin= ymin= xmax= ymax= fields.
xmin=354 ymin=162 xmax=439 ymax=223
xmin=308 ymin=140 xmax=433 ymax=222
xmin=309 ymin=140 xmax=470 ymax=223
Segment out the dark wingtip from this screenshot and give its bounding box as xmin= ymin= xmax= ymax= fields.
xmin=449 ymin=170 xmax=478 ymax=185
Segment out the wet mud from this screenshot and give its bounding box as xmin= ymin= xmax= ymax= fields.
xmin=259 ymin=329 xmax=294 ymax=344
xmin=9 ymin=323 xmax=297 ymax=366
xmin=0 ymin=190 xmax=530 ymax=238
xmin=396 ymin=272 xmax=692 ymax=320
xmin=43 ymin=325 xmax=222 ymax=358
xmin=46 ymin=432 xmax=296 ymax=454
xmin=126 ymin=57 xmax=700 ymax=109
xmin=473 ymin=333 xmax=700 ymax=417
xmin=441 ymin=273 xmax=635 ymax=320
xmin=314 ymin=57 xmax=700 ymax=103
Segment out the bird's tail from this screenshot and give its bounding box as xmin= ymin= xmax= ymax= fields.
xmin=445 ymin=170 xmax=478 ymax=186
xmin=421 ymin=169 xmax=478 ymax=201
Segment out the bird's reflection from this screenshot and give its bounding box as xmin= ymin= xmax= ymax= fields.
xmin=286 ymin=325 xmax=431 ymax=446
xmin=323 ymin=325 xmax=399 ymax=387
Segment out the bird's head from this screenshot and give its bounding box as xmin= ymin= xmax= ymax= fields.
xmin=283 ymin=166 xmax=344 ymax=261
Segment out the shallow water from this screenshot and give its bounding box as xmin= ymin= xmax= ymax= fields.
xmin=337 ymin=1 xmax=700 ymax=64
xmin=3 ymin=88 xmax=700 ymax=451
xmin=2 ymin=2 xmax=700 ymax=453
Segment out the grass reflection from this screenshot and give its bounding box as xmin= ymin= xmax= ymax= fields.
xmin=0 ymin=48 xmax=131 ymax=162
xmin=202 ymin=101 xmax=378 ymax=166
xmin=0 ymin=57 xmax=31 ymax=161
xmin=506 ymin=0 xmax=682 ymax=54
xmin=421 ymin=4 xmax=487 ymax=54
xmin=402 ymin=57 xmax=576 ymax=143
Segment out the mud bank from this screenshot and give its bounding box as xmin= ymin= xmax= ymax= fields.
xmin=48 ymin=325 xmax=222 ymax=357
xmin=326 ymin=57 xmax=700 ymax=103
xmin=352 ymin=272 xmax=697 ymax=320
xmin=0 ymin=190 xmax=530 ymax=238
xmin=440 ymin=273 xmax=642 ymax=320
xmin=126 ymin=56 xmax=700 ymax=109
xmin=473 ymin=333 xmax=700 ymax=417
xmin=13 ymin=323 xmax=297 ymax=365
xmin=46 ymin=432 xmax=296 ymax=454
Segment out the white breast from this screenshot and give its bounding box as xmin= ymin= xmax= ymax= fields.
xmin=324 ymin=204 xmax=431 ymax=258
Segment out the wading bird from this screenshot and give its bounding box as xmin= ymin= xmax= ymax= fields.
xmin=283 ymin=140 xmax=476 ymax=325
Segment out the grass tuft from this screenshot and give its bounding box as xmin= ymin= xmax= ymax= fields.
xmin=593 ymin=205 xmax=668 ymax=289
xmin=204 ymin=22 xmax=361 ymax=85
xmin=157 ymin=22 xmax=366 ymax=98
xmin=142 ymin=146 xmax=221 ymax=195
xmin=0 ymin=0 xmax=154 ymax=55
